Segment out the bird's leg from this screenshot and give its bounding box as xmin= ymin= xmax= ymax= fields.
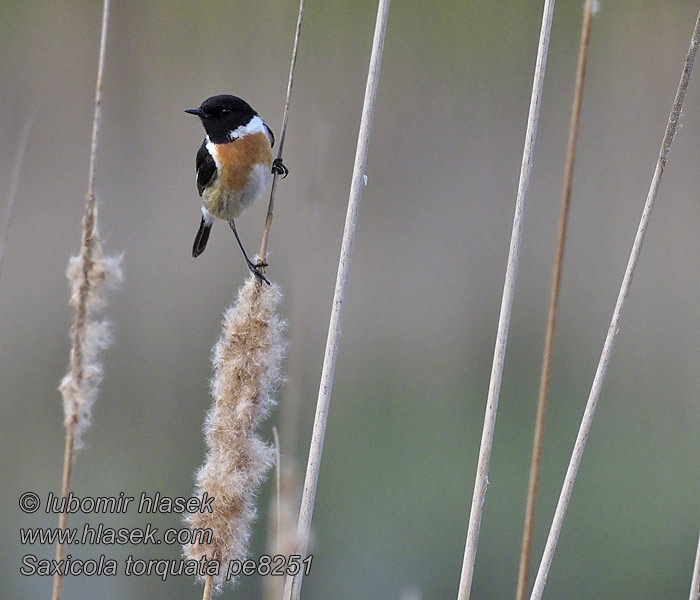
xmin=272 ymin=158 xmax=289 ymax=178
xmin=228 ymin=219 xmax=269 ymax=285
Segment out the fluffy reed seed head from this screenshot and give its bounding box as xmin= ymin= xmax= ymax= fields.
xmin=59 ymin=235 xmax=122 ymax=445
xmin=184 ymin=275 xmax=285 ymax=589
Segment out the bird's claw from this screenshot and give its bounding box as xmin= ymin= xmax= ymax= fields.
xmin=246 ymin=258 xmax=270 ymax=285
xmin=272 ymin=158 xmax=289 ymax=178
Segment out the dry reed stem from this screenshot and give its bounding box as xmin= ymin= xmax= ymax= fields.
xmin=258 ymin=0 xmax=305 ymax=266
xmin=272 ymin=426 xmax=282 ymax=550
xmin=690 ymin=527 xmax=700 ymax=600
xmin=515 ymin=2 xmax=594 ymax=598
xmin=202 ymin=574 xmax=214 ymax=600
xmin=0 ymin=110 xmax=34 ymax=282
xmin=281 ymin=1 xmax=391 ymax=598
xmin=456 ymin=2 xmax=556 ymax=598
xmin=53 ymin=424 xmax=75 ymax=600
xmin=528 ymin=9 xmax=700 ymax=599
xmin=274 ymin=457 xmax=302 ymax=553
xmin=53 ymin=2 xmax=115 ymax=599
xmin=184 ymin=276 xmax=285 ymax=592
xmin=264 ymin=443 xmax=302 ymax=600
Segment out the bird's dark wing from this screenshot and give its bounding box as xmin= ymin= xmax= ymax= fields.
xmin=195 ymin=139 xmax=217 ymax=196
xmin=263 ymin=123 xmax=275 ymax=148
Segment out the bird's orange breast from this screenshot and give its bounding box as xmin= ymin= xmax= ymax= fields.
xmin=203 ymin=132 xmax=273 ymax=220
xmin=216 ymin=132 xmax=273 ymax=192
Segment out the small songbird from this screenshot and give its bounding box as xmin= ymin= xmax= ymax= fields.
xmin=185 ymin=94 xmax=288 ymax=283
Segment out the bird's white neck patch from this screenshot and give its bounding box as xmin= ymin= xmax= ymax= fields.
xmin=227 ymin=115 xmax=266 ymax=142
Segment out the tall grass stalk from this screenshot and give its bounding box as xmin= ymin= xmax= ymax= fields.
xmin=515 ymin=1 xmax=594 ymax=598
xmin=690 ymin=527 xmax=700 ymax=600
xmin=528 ymin=9 xmax=700 ymax=599
xmin=53 ymin=2 xmax=118 ymax=599
xmin=281 ymin=1 xmax=391 ymax=598
xmin=0 ymin=111 xmax=34 ymax=282
xmin=456 ymin=2 xmax=556 ymax=598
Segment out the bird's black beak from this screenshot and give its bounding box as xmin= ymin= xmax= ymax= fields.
xmin=185 ymin=108 xmax=206 ymax=118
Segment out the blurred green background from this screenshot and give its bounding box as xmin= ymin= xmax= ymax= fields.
xmin=2 ymin=1 xmax=699 ymax=598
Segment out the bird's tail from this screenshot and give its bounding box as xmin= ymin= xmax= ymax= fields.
xmin=192 ymin=217 xmax=212 ymax=258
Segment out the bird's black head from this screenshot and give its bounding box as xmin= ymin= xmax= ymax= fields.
xmin=185 ymin=95 xmax=258 ymax=143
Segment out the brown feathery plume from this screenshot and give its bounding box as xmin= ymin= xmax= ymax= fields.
xmin=59 ymin=249 xmax=122 ymax=443
xmin=184 ymin=275 xmax=285 ymax=592
xmin=53 ymin=1 xmax=120 ymax=599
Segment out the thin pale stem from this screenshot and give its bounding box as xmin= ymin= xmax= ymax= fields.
xmin=258 ymin=0 xmax=306 ymax=266
xmin=273 ymin=425 xmax=281 ymax=555
xmin=281 ymin=1 xmax=391 ymax=598
xmin=0 ymin=110 xmax=34 ymax=282
xmin=456 ymin=2 xmax=556 ymax=598
xmin=52 ymin=1 xmax=110 ymax=599
xmin=202 ymin=574 xmax=214 ymax=600
xmin=690 ymin=527 xmax=700 ymax=600
xmin=529 ymin=9 xmax=700 ymax=600
xmin=515 ymin=2 xmax=594 ymax=598
xmin=51 ymin=422 xmax=75 ymax=600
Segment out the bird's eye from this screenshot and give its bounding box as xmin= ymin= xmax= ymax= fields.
xmin=220 ymin=108 xmax=231 ymax=115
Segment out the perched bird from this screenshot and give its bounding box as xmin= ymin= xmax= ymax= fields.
xmin=185 ymin=94 xmax=288 ymax=283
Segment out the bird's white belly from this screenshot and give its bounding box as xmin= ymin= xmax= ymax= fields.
xmin=203 ymin=163 xmax=271 ymax=220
